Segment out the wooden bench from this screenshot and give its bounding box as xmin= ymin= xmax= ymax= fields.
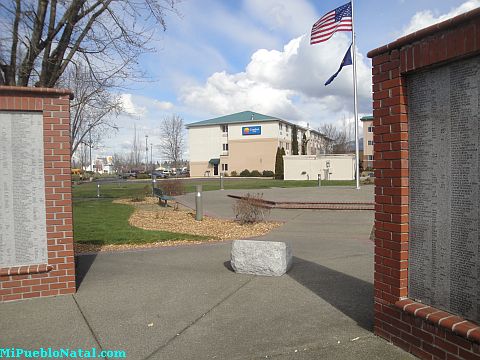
xmin=153 ymin=188 xmax=176 ymax=207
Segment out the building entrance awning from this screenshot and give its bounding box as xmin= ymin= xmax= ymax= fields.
xmin=209 ymin=158 xmax=220 ymax=165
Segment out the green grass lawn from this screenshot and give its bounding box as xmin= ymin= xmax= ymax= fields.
xmin=73 ymin=199 xmax=207 ymax=245
xmin=72 ymin=178 xmax=357 ymax=245
xmin=73 ymin=182 xmax=150 ymax=199
xmin=72 ymin=179 xmax=356 ymax=199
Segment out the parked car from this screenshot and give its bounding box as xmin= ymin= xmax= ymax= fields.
xmin=152 ymin=171 xmax=169 ymax=179
xmin=180 ymin=168 xmax=190 ymax=177
xmin=121 ymin=171 xmax=137 ymax=179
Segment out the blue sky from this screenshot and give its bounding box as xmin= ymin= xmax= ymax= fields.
xmin=97 ymin=0 xmax=480 ymax=160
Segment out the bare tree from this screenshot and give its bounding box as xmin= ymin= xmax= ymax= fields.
xmin=111 ymin=152 xmax=128 ymax=173
xmin=319 ymin=117 xmax=354 ymax=154
xmin=159 ymin=114 xmax=184 ymax=169
xmin=59 ymin=64 xmax=121 ymax=157
xmin=76 ymin=141 xmax=89 ymax=170
xmin=0 ymin=0 xmax=178 ymax=87
xmin=129 ymin=124 xmax=142 ymax=169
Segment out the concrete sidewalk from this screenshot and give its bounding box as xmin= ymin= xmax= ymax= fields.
xmin=0 ymin=186 xmax=413 ymax=359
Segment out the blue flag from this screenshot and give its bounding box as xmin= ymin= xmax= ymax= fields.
xmin=325 ymin=44 xmax=352 ymax=86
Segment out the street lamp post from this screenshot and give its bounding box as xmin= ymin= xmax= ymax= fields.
xmin=150 ymin=142 xmax=153 ymax=172
xmin=145 ymin=135 xmax=148 ymax=173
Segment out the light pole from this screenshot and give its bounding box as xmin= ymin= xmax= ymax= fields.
xmin=150 ymin=142 xmax=153 ymax=172
xmin=145 ymin=134 xmax=148 ymax=172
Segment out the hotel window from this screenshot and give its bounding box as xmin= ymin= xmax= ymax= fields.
xmin=222 ymin=164 xmax=228 ymax=171
xmin=279 ymin=123 xmax=283 ymax=130
xmin=279 ymin=141 xmax=283 ymax=149
xmin=286 ymin=143 xmax=290 ymax=150
xmin=368 ymin=155 xmax=373 ymax=161
xmin=368 ymin=140 xmax=373 ymax=145
xmin=222 ymin=125 xmax=228 ymax=133
xmin=223 ymin=143 xmax=229 ymax=151
xmin=368 ymin=126 xmax=373 ymax=133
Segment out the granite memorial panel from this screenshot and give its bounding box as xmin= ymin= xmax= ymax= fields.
xmin=0 ymin=111 xmax=47 ymax=268
xmin=408 ymin=56 xmax=480 ymax=322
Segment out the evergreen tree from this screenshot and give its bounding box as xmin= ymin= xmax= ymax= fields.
xmin=279 ymin=147 xmax=286 ymax=180
xmin=275 ymin=147 xmax=286 ymax=180
xmin=301 ymin=133 xmax=308 ymax=155
xmin=274 ymin=147 xmax=282 ymax=179
xmin=292 ymin=125 xmax=299 ymax=155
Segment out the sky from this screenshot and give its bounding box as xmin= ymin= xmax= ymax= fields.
xmin=95 ymin=0 xmax=480 ymax=162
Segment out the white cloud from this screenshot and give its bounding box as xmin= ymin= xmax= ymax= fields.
xmin=120 ymin=94 xmax=146 ymax=117
xmin=180 ymin=33 xmax=372 ymax=128
xmin=402 ymin=0 xmax=480 ymax=35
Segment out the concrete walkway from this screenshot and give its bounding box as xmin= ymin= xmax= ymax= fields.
xmin=0 ymin=186 xmax=413 ymax=359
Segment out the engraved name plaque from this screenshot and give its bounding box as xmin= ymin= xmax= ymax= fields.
xmin=408 ymin=56 xmax=480 ymax=322
xmin=0 ymin=112 xmax=48 ymax=267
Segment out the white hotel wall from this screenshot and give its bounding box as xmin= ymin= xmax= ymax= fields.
xmin=188 ymin=125 xmax=224 ymax=162
xmin=189 ymin=121 xmax=281 ymax=176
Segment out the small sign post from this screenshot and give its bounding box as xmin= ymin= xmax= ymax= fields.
xmin=195 ymin=185 xmax=203 ymax=221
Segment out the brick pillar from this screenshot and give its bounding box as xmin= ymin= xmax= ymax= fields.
xmin=372 ymin=48 xmax=410 ymax=307
xmin=368 ymin=8 xmax=480 ymax=360
xmin=0 ymin=86 xmax=75 ymax=301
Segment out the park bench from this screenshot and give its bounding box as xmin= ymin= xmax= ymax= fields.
xmin=153 ymin=187 xmax=176 ymax=207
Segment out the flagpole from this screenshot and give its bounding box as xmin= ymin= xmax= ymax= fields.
xmin=350 ymin=0 xmax=361 ymax=190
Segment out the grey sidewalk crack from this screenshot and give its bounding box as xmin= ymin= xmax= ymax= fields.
xmin=72 ymin=295 xmax=105 ymax=356
xmin=142 ymin=276 xmax=255 ymax=360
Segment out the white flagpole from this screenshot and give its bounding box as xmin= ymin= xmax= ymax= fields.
xmin=350 ymin=0 xmax=361 ymax=190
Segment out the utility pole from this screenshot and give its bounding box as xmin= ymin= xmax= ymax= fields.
xmin=88 ymin=123 xmax=93 ymax=173
xmin=145 ymin=134 xmax=148 ymax=172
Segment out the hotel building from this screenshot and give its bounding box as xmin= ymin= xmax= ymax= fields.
xmin=361 ymin=115 xmax=374 ymax=169
xmin=187 ymin=111 xmax=329 ymax=177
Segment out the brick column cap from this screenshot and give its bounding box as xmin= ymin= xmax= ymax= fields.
xmin=367 ymin=7 xmax=480 ymax=58
xmin=0 ymin=86 xmax=73 ymax=100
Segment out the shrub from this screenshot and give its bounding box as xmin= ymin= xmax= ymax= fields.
xmin=250 ymin=170 xmax=261 ymax=177
xmin=136 ymin=173 xmax=150 ymax=179
xmin=233 ymin=193 xmax=270 ymax=224
xmin=262 ymin=170 xmax=274 ymax=177
xmin=230 ymin=171 xmax=238 ymax=177
xmin=240 ymin=169 xmax=251 ymax=177
xmin=143 ymin=185 xmax=152 ymax=196
xmin=223 ymin=172 xmax=229 ymax=177
xmin=160 ymin=179 xmax=186 ymax=196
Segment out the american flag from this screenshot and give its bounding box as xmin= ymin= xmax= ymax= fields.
xmin=310 ymin=2 xmax=352 ymax=45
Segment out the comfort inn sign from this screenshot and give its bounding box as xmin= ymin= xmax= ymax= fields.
xmin=242 ymin=126 xmax=261 ymax=136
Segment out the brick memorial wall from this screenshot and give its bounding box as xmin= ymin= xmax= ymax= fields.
xmin=0 ymin=86 xmax=75 ymax=302
xmin=368 ymin=8 xmax=480 ymax=360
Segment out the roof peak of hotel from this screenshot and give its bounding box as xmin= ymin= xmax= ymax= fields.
xmin=186 ymin=110 xmax=322 ymax=133
xmin=186 ymin=110 xmax=280 ymax=128
xmin=360 ymin=115 xmax=373 ymax=121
